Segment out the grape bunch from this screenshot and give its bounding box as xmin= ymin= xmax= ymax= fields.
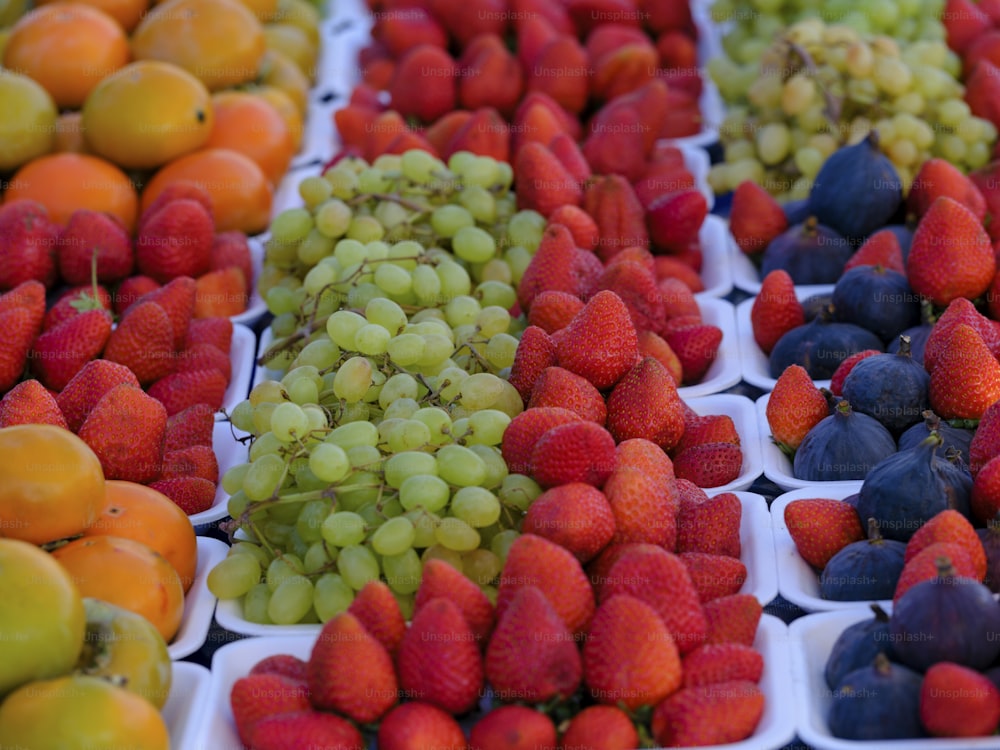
xmin=207 ymin=151 xmax=548 ymax=626
xmin=707 ymin=18 xmax=998 ymax=199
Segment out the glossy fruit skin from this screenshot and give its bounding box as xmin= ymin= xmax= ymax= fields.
xmin=0 ymin=538 xmax=85 ymax=698
xmin=841 ymin=342 xmax=930 ymax=435
xmin=75 ymin=598 xmax=172 ymax=709
xmin=760 ymin=219 xmax=853 ymax=285
xmin=769 ymin=315 xmax=884 ymax=380
xmin=824 ymin=605 xmax=895 ymax=690
xmin=0 ymin=70 xmax=57 ymax=171
xmin=898 ymin=411 xmax=974 ymax=459
xmin=0 ymin=674 xmax=169 ymax=749
xmin=831 ymin=266 xmax=920 ymax=345
xmin=887 ymin=324 xmax=931 ymax=365
xmin=820 ymin=527 xmax=906 ymax=601
xmin=827 ymin=657 xmax=924 ymax=740
xmin=792 ymin=401 xmax=896 ymax=482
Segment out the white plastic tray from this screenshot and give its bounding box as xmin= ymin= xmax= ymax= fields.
xmin=168 ymin=535 xmax=228 ymax=660
xmin=697 ymin=214 xmax=736 ymax=299
xmin=771 ymin=486 xmax=879 ymax=614
xmin=685 ymin=393 xmax=765 ymax=493
xmin=189 ymin=420 xmax=250 ymax=528
xmin=163 ymin=661 xmax=212 ymax=750
xmin=677 ymin=297 xmax=742 ymax=399
xmin=719 ymin=491 xmax=779 ymax=608
xmin=229 ymin=238 xmax=266 ymax=328
xmin=221 ymin=323 xmax=256 ymax=416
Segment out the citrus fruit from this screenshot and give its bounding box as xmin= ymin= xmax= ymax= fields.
xmin=0 ymin=69 xmax=57 ymax=171
xmin=0 ymin=674 xmax=169 ymax=750
xmin=3 ymin=153 xmax=139 ymax=232
xmin=205 ymin=89 xmax=294 ymax=185
xmin=141 ymin=147 xmax=273 ymax=234
xmin=2 ymin=2 xmax=131 ymax=109
xmin=0 ymin=424 xmax=107 ymax=546
xmin=250 ymin=83 xmax=304 ymax=151
xmin=130 ymin=0 xmax=265 ymax=91
xmin=256 ymin=47 xmax=309 ymax=116
xmin=33 ymin=0 xmax=149 ymax=31
xmin=262 ymin=21 xmax=317 ymax=81
xmin=0 ymin=538 xmax=86 ymax=699
xmin=82 ymin=60 xmax=213 ymax=170
xmin=272 ymin=0 xmax=320 ymax=47
xmin=50 ymin=535 xmax=185 ymax=642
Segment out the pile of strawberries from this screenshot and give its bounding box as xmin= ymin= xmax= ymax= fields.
xmin=229 ymin=518 xmax=765 ymax=749
xmin=945 ymin=0 xmax=1000 ymax=148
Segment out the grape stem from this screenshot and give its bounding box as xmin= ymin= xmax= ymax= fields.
xmin=784 ymin=40 xmax=843 ymax=127
xmin=349 ymin=192 xmax=432 ymax=213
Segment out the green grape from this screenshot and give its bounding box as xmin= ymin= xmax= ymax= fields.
xmin=449 ymin=486 xmax=501 ymax=528
xmin=417 ymin=334 xmax=455 ymax=369
xmin=503 ymin=245 xmax=533 ymax=283
xmin=322 ymin=511 xmax=367 ymax=547
xmin=333 ymin=356 xmax=373 ymax=403
xmin=298 ymin=175 xmax=333 ymax=207
xmin=229 ymin=400 xmax=255 ymax=434
xmin=226 ymin=491 xmax=251 ymax=522
xmin=383 ymin=548 xmax=422 ymax=594
xmin=270 ymin=207 xmax=314 ymax=244
xmin=261 ymin=522 xmax=293 ymax=546
xmin=412 ymin=407 xmax=453 ymax=445
xmin=484 ymin=333 xmax=518 ymax=370
xmin=421 ymin=543 xmax=464 ymax=572
xmin=371 ymin=516 xmax=416 ymax=556
xmin=365 ymin=240 xmax=390 ymax=262
xmin=401 ymin=149 xmax=444 ymax=183
xmin=755 ymin=122 xmax=791 ymax=166
xmin=302 ymin=262 xmax=338 ymax=297
xmin=465 ymin=409 xmax=511 ymax=446
xmin=294 ymin=465 xmax=330 ymax=493
xmin=294 ymin=338 xmax=341 ymax=371
xmin=461 ymin=548 xmax=502 ymax=586
xmin=403 ymin=510 xmax=439 ymax=548
xmin=448 ymin=150 xmax=475 ymax=174
xmin=347 ymin=215 xmax=385 ymax=243
xmin=379 ymin=373 xmax=419 ymax=408
xmin=298 ymin=229 xmax=335 ymax=265
xmin=457 ymin=185 xmax=496 ymax=224
xmin=374 ymin=200 xmax=409 ymax=229
xmin=243 ymin=583 xmax=273 ymax=624
xmin=229 ymin=541 xmax=271 ymax=568
xmin=346 ymin=282 xmax=384 ymax=310
xmin=399 ymin=474 xmax=451 ymax=513
xmin=412 ymin=264 xmax=443 ymax=306
xmin=313 ymin=573 xmax=354 ymax=622
xmin=265 ymin=556 xmax=304 ymax=592
xmin=434 ymin=517 xmax=480 ymax=552
xmin=268 ymin=575 xmax=314 ymax=625
xmin=308 ymin=442 xmax=351 ymax=483
xmin=435 ymin=260 xmax=472 ymax=298
xmin=244 ymin=454 xmax=287 ymax=501
xmin=334 ymin=238 xmax=367 ymax=268
xmin=365 ymin=297 xmax=407 ymax=334
xmin=388 ymin=239 xmax=421 ymax=269
xmin=383 ymin=397 xmax=420 ymax=421
xmin=222 ymin=463 xmax=250 ymax=495
xmin=338 ymin=544 xmax=381 ymax=590
xmin=338 ymin=401 xmax=371 ymax=424
xmin=384 ymin=451 xmax=438 ymax=488
xmin=442 ymin=295 xmax=480 ymax=328
xmin=270 ymin=402 xmax=310 ymax=442
xmin=303 ymin=541 xmax=332 ymax=574
xmin=386 ymin=332 xmax=425 ymax=367
xmin=430 ymin=204 xmax=475 ymax=237
xmin=490 ymin=529 xmax=520 ymax=563
xmin=326 ymin=420 xmax=379 ymax=450
xmin=475 ymin=306 xmax=510 ymax=337
xmin=324 ymin=166 xmax=360 ymax=199
xmin=387 ymin=419 xmax=432 ymax=453
xmin=353 ymin=323 xmax=391 ymax=355
xmin=357 ymin=167 xmax=392 ymax=193
xmin=467 ymin=444 xmax=508 ymax=489
xmin=498 ymin=473 xmax=542 ymax=511
xmin=452 ymin=225 xmax=496 ymax=264
xmin=207 ymin=553 xmax=261 ymax=599
xmin=436 ymin=444 xmax=487 ymax=487
xmin=458 ymin=372 xmax=505 ymax=410
xmin=459 ymin=155 xmax=499 ymax=188
xmin=346 ymin=444 xmax=382 ymax=469
xmin=327 ymin=310 xmax=368 ymax=349
xmin=476 ymin=259 xmax=512 ymax=285
xmin=435 ymin=366 xmax=468 ymax=402
xmin=296 ymin=499 xmax=331 ymax=543
xmin=336 ymin=470 xmax=382 ymax=509
xmin=874 ymin=56 xmax=912 ymax=97
xmin=373 ymin=263 xmax=412 ymax=296
xmin=265 ymin=286 xmax=298 ymax=316
xmin=251 ymin=403 xmax=279 ymax=438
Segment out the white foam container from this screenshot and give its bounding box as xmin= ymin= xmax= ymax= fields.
xmin=168 ymin=536 xmax=229 ymax=660
xmin=229 ymin=238 xmax=266 ymax=328
xmin=685 ymin=393 xmax=765 ymax=493
xmin=220 ymin=323 xmax=256 ymax=416
xmin=677 ymin=297 xmax=742 ymax=399
xmin=163 ymin=661 xmax=213 ymax=750
xmin=190 ymin=420 xmax=251 ymax=529
xmin=697 ymin=214 xmax=736 ymax=299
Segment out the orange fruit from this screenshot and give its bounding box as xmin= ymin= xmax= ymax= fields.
xmin=82 ymin=480 xmax=199 ymax=593
xmin=205 ymin=90 xmax=294 ymax=185
xmin=130 ymin=0 xmax=265 ymax=91
xmin=141 ymin=148 xmax=273 ymax=234
xmin=81 ymin=60 xmax=213 ymax=170
xmin=50 ymin=535 xmax=185 ymax=642
xmin=2 ymin=3 xmax=131 ymax=109
xmin=53 ymin=111 xmax=89 ymax=154
xmin=250 ymin=84 xmax=304 ymax=152
xmin=4 ymin=153 xmax=139 ymax=232
xmin=0 ymin=425 xmax=107 ymax=547
xmin=257 ymin=48 xmax=310 ymax=116
xmin=32 ymin=0 xmax=150 ymax=31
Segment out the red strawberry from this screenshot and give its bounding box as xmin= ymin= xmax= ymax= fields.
xmin=766 ymin=365 xmax=830 ymax=453
xmin=161 ymin=444 xmax=218 ymax=482
xmin=527 ymin=366 xmax=607 ymax=424
xmin=113 ymin=275 xmax=161 ymax=316
xmin=583 ymin=594 xmax=683 ymax=709
xmin=516 ymin=224 xmax=591 ymax=310
xmin=547 ymin=205 xmax=598 ymax=252
xmin=583 ymin=104 xmax=646 ymax=183
xmin=682 ymin=643 xmax=764 ymax=687
xmin=647 ymin=189 xmax=708 ymax=253
xmin=676 ymin=491 xmax=741 ymax=557
xmin=636 ymin=328 xmax=684 ymax=384
xmin=31 ymin=309 xmax=113 ymax=392
xmin=507 ymin=325 xmax=557 ymax=404
xmin=894 ymin=542 xmax=979 ymax=602
xmin=521 ymin=483 xmax=616 ymax=563
xmin=907 ymin=196 xmax=996 ymax=306
xmin=596 ymin=259 xmax=665 ymax=334
xmin=468 ymin=705 xmax=557 ymax=749
xmin=548 ymin=132 xmax=592 ymax=186
xmin=672 ymin=413 xmax=740 ymax=456
xmin=414 ymin=558 xmax=495 ymax=645
xmin=920 ymin=661 xmax=1000 ymax=737
xmin=556 ymin=290 xmax=639 ymax=390
xmin=514 ymin=141 xmax=582 ymax=218
xmin=377 ymin=702 xmax=466 ymax=750
xmin=496 ymin=533 xmax=595 ymax=635
xmin=663 ymin=323 xmax=722 ymax=384
xmin=397 ymin=597 xmax=484 ymax=715
xmin=249 ymin=654 xmax=309 ymax=684
xmin=229 ymin=673 xmax=311 ymax=747
xmin=79 ymin=384 xmax=166 ymax=483
xmin=0 ymin=279 xmax=46 ymax=333
xmin=784 ymin=498 xmax=865 ymax=569
xmin=43 ymin=285 xmax=113 ymax=332
xmin=0 ymin=308 xmax=36 ymax=393
xmin=829 ymin=349 xmax=882 ymax=397
xmin=526 ymin=33 xmax=589 ymax=114
xmin=672 ymin=443 xmax=743 ymax=489
xmin=174 ymin=342 xmax=231 ymax=381
xmin=651 ymin=680 xmax=765 ymax=746
xmin=659 ymin=277 xmax=702 ymax=321
xmin=0 ymin=379 xmax=67 ymax=428
xmin=973 ymin=454 xmax=1000 ymax=523
xmin=485 ymin=585 xmax=582 ymax=703
xmin=140 ymin=181 xmax=214 ymax=228
xmin=702 ymin=594 xmax=762 ymax=646
xmin=186 ymin=316 xmax=234 ymax=354
xmin=56 ymin=359 xmax=141 ymax=433
xmin=526 ymin=290 xmax=584 ymax=334
xmin=603 ymin=438 xmax=679 ymax=547
xmin=583 ymin=174 xmax=649 ymax=263
xmin=135 ymin=198 xmax=214 ymax=283
xmin=751 ymin=270 xmax=805 ymax=355
xmin=680 ymin=552 xmax=747 ymax=602
xmin=163 ymin=402 xmax=216 ymax=452
xmin=500 ymin=406 xmax=583 ymax=476
xmin=923 ymin=297 xmax=1000 ymax=374
xmin=944 ymin=0 xmax=993 ymax=54
xmin=0 ymin=199 xmax=59 ymax=289
xmin=57 ymin=209 xmax=133 ymax=285
xmin=147 ymin=476 xmax=216 ymax=515
xmin=307 ymin=612 xmax=398 ymax=723
xmin=843 ymin=230 xmax=906 ymax=274
xmin=559 ymin=705 xmax=639 ymax=749
xmin=907 ymin=158 xmax=987 ymax=221
xmin=147 ymin=369 xmax=228 ymax=416
xmin=105 ymin=301 xmax=175 ymax=385
xmin=605 ymin=356 xmax=686 ymax=450
xmin=348 ymin=580 xmax=407 ymax=656
xmin=905 ymin=509 xmax=987 ymax=580
xmin=971 ymin=399 xmax=1000 ymax=476
xmin=929 ymin=323 xmax=1000 ymax=420
xmin=138 ymin=276 xmax=197 ymax=352
xmin=529 ymin=420 xmax=617 ymax=488
xmin=209 ymin=230 xmax=253 ymax=288
xmin=729 ymin=181 xmax=788 ymax=255
xmin=248 ymin=710 xmax=364 ymax=750
xmin=194 ymin=267 xmax=247 ymax=318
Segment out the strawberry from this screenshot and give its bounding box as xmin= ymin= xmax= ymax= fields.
xmin=397 ymin=597 xmax=484 ymax=715
xmin=636 ymin=329 xmax=684 ymax=384
xmin=784 ymin=498 xmax=865 ymax=569
xmin=136 ymin=199 xmax=214 ymax=283
xmin=104 ymin=301 xmax=175 ymax=385
xmin=905 ymin=509 xmax=987 ymax=580
xmin=607 ymin=245 xmax=656 ymax=273
xmin=507 ymin=325 xmax=557 ymax=404
xmin=676 ymin=491 xmax=741 ymax=557
xmin=673 ymin=413 xmax=740 ymax=456
xmin=829 ymin=349 xmax=882 ymax=396
xmin=702 ymin=594 xmax=762 ymax=646
xmin=729 ymin=181 xmax=788 ymax=255
xmin=603 ymin=438 xmax=679 ymax=547
xmin=556 ymin=290 xmax=639 ymax=390
xmin=79 ymin=384 xmax=166 ymax=483
xmin=0 ymin=308 xmax=36 ymax=393
xmin=56 ymin=359 xmax=140 ymax=433
xmin=248 ymin=710 xmax=365 ymax=750
xmin=766 ymin=365 xmax=830 ymax=453
xmin=583 ymin=104 xmax=647 ymax=183
xmin=43 ymin=285 xmax=113 ymax=332
xmin=751 ymin=270 xmax=805 ymax=355
xmin=583 ymin=594 xmax=683 ymax=709
xmin=209 ymin=230 xmax=253 ymax=288
xmin=583 ymin=174 xmax=648 ymax=263
xmin=0 ymin=379 xmax=67 ymax=428
xmin=516 ymin=224 xmax=588 ymax=310
xmin=596 ymin=260 xmax=666 ymax=334
xmin=673 ymin=443 xmax=743 ymax=489
xmin=147 ymin=368 xmax=228 ymax=416
xmin=973 ymin=454 xmax=1000 ymax=523
xmin=377 ymin=702 xmax=467 ymax=750
xmin=646 ymin=189 xmax=708 ymax=253
xmin=138 ymin=276 xmax=197 ymax=352
xmin=651 ymin=680 xmax=765 ymax=746
xmin=500 ymin=406 xmax=583 ymax=476
xmin=249 ymin=654 xmax=309 ymax=684
xmin=526 ymin=290 xmax=583 ymax=334
xmin=229 ymin=673 xmax=311 ymax=747
xmin=348 ymin=580 xmax=407 ymax=657
xmin=186 ymin=316 xmax=234 ymax=354
xmin=559 ymin=705 xmax=639 ymax=749
xmin=681 ymin=552 xmax=747 ymax=602
xmin=0 ymin=279 xmax=46 ymax=332
xmin=971 ymin=399 xmax=1000 ymax=476
xmin=527 ymin=34 xmax=590 ymax=114
xmin=929 ymin=323 xmax=1000 ymax=420
xmin=527 ymin=366 xmax=607 ymax=424
xmin=521 ymin=483 xmax=616 ymax=563
xmin=943 ymin=0 xmax=993 ymax=54
xmin=907 ymin=158 xmax=987 ymax=222
xmin=163 ymin=402 xmax=216 ymax=452
xmin=113 ymin=275 xmax=160 ymax=317
xmin=0 ymin=199 xmax=59 ymax=290
xmin=468 ymin=705 xmax=557 ymax=749
xmin=923 ymin=297 xmax=1000 ymax=374
xmin=514 ymin=141 xmax=582 ymax=218
xmin=194 ymin=267 xmax=247 ymax=318
xmin=161 ymin=444 xmax=218 ymax=483
xmin=31 ymin=309 xmax=113 ymax=392
xmin=547 ymin=131 xmax=591 ymax=186
xmin=147 ymin=476 xmax=216 ymax=515
xmin=676 ymin=477 xmax=710 ymax=505
xmin=894 ymin=542 xmax=979 ymax=602
xmin=843 ymin=230 xmax=907 ymax=274
xmin=496 ymin=533 xmax=595 ymax=635
xmin=907 ymin=196 xmax=996 ymax=306
xmin=485 ymin=585 xmax=582 ymax=703
xmin=140 ymin=181 xmax=214 ymax=227
xmin=174 ymin=342 xmax=231 ymax=382
xmin=414 ymin=558 xmax=495 ymax=645
xmin=606 ymin=357 xmax=686 ymax=449
xmin=682 ymin=643 xmax=764 ymax=687
xmin=548 ymin=205 xmax=598 ymax=252
xmin=307 ymin=611 xmax=398 ymax=723
xmin=602 ymin=545 xmax=707 ymax=654
xmin=528 ymin=420 xmax=617 ymax=488
xmin=920 ymin=661 xmax=1000 ymax=737
xmin=663 ymin=323 xmax=722 ymax=384
xmin=57 ymin=209 xmax=133 ymax=285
